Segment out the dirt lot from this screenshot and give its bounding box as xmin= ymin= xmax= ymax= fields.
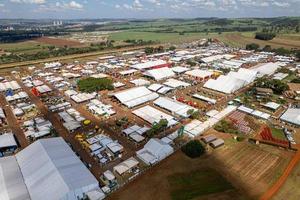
xmin=34 ymin=37 xmax=85 ymax=47
xmin=108 ymin=135 xmax=293 ymax=200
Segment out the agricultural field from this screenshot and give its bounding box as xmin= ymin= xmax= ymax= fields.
xmin=108 ymin=136 xmax=293 ymax=200
xmin=168 ymin=169 xmax=234 ymax=200
xmin=212 ymin=140 xmax=293 ymax=198
xmin=273 ymin=161 xmax=300 ymax=200
xmin=216 ymin=32 xmax=300 ymax=49
xmin=34 ymin=37 xmax=85 ymax=48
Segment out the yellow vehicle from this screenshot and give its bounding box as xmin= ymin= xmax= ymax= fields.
xmin=83 ymin=120 xmax=91 ymax=126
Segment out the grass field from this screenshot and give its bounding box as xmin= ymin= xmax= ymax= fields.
xmin=168 ymin=169 xmax=234 ymax=200
xmin=271 ymin=127 xmax=286 ymax=140
xmin=109 ymin=30 xmax=300 ymax=49
xmin=109 ymin=31 xmax=213 ymax=43
xmin=0 ymin=40 xmax=50 ymax=54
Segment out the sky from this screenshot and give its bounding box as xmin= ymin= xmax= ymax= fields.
xmin=0 ymin=0 xmax=299 ymax=19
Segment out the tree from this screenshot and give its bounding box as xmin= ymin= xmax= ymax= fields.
xmin=181 ymin=140 xmax=205 ymax=158
xmin=147 ymin=119 xmax=168 ymax=137
xmin=168 ymin=46 xmax=176 ymax=51
xmin=255 ymin=32 xmax=276 ymax=41
xmin=145 ymin=47 xmax=154 ymax=55
xmin=187 ymin=109 xmax=200 ymax=119
xmin=262 ymin=45 xmax=272 ymax=52
xmin=246 ymin=43 xmax=260 ymax=51
xmin=77 ymin=77 xmax=113 ymax=92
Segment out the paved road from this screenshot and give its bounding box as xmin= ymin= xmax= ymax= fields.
xmin=15 ymin=78 xmax=104 ymax=180
xmin=0 ymin=94 xmax=29 ymax=148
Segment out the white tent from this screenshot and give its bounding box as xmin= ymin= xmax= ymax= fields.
xmin=154 ymin=97 xmax=197 ymax=118
xmin=0 ymin=156 xmax=30 ymax=200
xmin=114 ymin=86 xmax=159 ymax=108
xmin=16 ymin=137 xmax=100 ymax=200
xmin=204 ymin=68 xmax=257 ymax=94
xmin=137 ymin=138 xmax=174 ymax=165
xmin=143 ymin=67 xmax=175 ymax=80
xmin=133 ymin=105 xmax=178 ymax=127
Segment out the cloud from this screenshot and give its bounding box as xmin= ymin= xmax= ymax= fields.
xmin=115 ymin=0 xmax=144 ymax=11
xmin=55 ymin=1 xmax=84 ymax=10
xmin=272 ymin=1 xmax=290 ymax=7
xmin=10 ymin=0 xmax=46 ymax=4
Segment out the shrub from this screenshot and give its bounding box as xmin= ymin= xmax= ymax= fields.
xmin=246 ymin=43 xmax=260 ymax=51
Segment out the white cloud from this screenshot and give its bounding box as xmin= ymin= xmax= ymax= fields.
xmin=272 ymin=1 xmax=290 ymax=7
xmin=55 ymin=1 xmax=83 ymax=10
xmin=115 ymin=0 xmax=144 ymax=11
xmin=10 ymin=0 xmax=46 ymax=4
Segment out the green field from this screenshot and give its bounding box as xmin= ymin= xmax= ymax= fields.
xmin=109 ymin=31 xmax=213 ymax=44
xmin=167 ymin=168 xmax=234 ymax=200
xmin=0 ymin=40 xmax=50 ymax=54
xmin=271 ymin=127 xmax=286 ymax=140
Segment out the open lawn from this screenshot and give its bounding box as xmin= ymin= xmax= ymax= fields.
xmin=168 ymin=169 xmax=234 ymax=200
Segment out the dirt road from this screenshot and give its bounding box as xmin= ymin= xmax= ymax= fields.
xmin=260 ymin=146 xmax=300 ymax=200
xmin=15 ymin=78 xmax=105 ymax=180
xmin=0 ymin=94 xmax=29 ymax=148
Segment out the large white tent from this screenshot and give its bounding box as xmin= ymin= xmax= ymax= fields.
xmin=0 ymin=156 xmax=31 ymax=200
xmin=204 ymin=68 xmax=257 ymax=94
xmin=114 ymin=86 xmax=159 ymax=108
xmin=250 ymin=62 xmax=281 ymax=77
xmin=143 ymin=67 xmax=175 ymax=80
xmin=154 ymin=97 xmax=197 ymax=118
xmin=133 ymin=105 xmax=178 ymax=127
xmin=131 ymin=60 xmax=169 ymax=70
xmin=0 ymin=137 xmax=102 ymax=200
xmin=136 ymin=138 xmax=174 ymax=165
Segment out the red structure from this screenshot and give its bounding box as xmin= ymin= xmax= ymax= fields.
xmin=31 ymin=87 xmax=40 ymax=97
xmin=260 ymin=126 xmax=289 ymax=145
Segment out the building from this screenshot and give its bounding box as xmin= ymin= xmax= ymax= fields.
xmin=280 ymin=108 xmax=300 ymax=126
xmin=0 ymin=137 xmax=103 ymax=200
xmin=131 ymin=60 xmax=171 ymax=71
xmin=136 ymin=138 xmax=174 ymax=165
